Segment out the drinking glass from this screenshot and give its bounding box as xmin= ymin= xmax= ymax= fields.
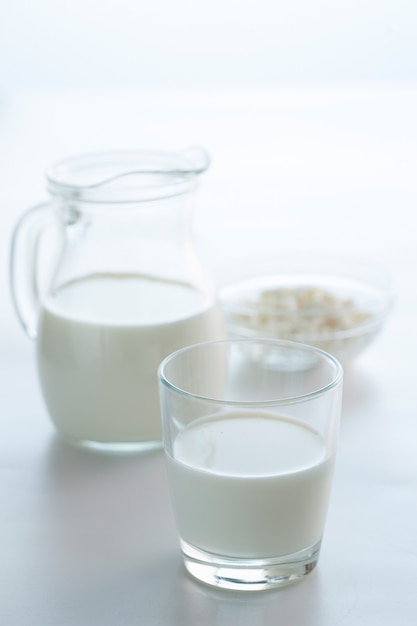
xmin=158 ymin=339 xmax=343 ymax=591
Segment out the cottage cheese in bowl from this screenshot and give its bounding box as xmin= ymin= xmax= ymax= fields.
xmin=220 ymin=258 xmax=393 ymax=362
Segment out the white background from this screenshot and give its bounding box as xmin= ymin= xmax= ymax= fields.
xmin=1 ymin=0 xmax=417 ymax=89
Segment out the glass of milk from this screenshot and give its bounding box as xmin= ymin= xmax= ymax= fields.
xmin=158 ymin=338 xmax=343 ymax=591
xmin=10 ymin=148 xmax=225 ymax=451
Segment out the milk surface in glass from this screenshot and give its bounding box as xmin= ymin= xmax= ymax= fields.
xmin=36 ymin=273 xmax=224 ymax=445
xmin=166 ymin=412 xmax=334 ymax=558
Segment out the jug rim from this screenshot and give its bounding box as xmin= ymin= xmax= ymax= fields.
xmin=46 ymin=147 xmax=210 ymax=204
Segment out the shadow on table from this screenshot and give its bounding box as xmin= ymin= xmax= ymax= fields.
xmin=42 ymin=550 xmax=328 ymax=626
xmin=39 ymin=435 xmax=178 ymax=588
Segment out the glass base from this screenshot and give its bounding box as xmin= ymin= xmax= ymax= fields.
xmin=180 ymin=539 xmax=321 ymax=591
xmin=60 ymin=435 xmax=163 ymax=454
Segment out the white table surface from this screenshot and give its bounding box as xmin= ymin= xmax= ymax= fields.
xmin=1 ymin=86 xmax=416 ymax=625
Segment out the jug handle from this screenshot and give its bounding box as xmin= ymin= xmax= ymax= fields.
xmin=9 ymin=202 xmax=53 ymax=340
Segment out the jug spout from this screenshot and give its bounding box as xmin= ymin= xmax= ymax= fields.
xmin=178 ymin=146 xmax=211 ymax=174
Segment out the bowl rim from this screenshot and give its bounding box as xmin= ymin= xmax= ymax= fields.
xmin=219 ymin=258 xmax=395 ymax=339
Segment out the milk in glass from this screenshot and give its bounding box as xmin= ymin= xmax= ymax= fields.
xmin=166 ymin=412 xmax=334 ymax=558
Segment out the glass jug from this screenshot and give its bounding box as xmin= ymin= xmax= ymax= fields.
xmin=10 ymin=148 xmax=225 ymax=452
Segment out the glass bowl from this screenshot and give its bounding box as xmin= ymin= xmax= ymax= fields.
xmin=219 ymin=256 xmax=394 ymax=363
